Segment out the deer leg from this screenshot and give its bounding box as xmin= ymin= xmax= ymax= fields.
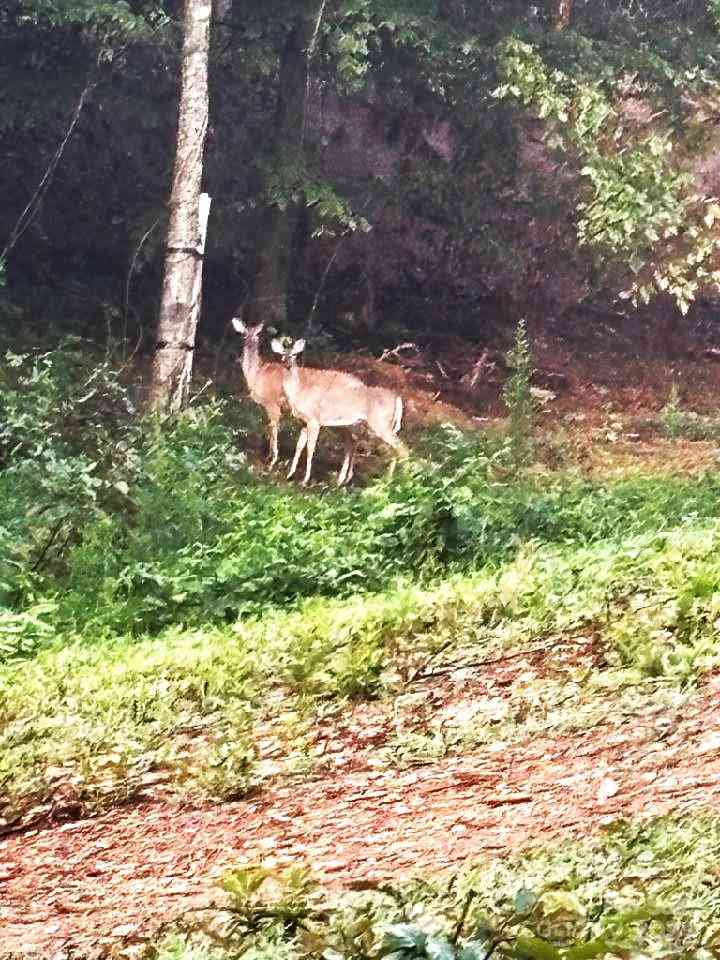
xmin=301 ymin=422 xmax=320 ymax=487
xmin=346 ymin=433 xmax=356 ymax=482
xmin=287 ymin=427 xmax=307 ymax=480
xmin=266 ymin=407 xmax=281 ymax=469
xmin=337 ymin=432 xmax=356 ymax=486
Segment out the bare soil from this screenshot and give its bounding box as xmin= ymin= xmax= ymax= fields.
xmin=2 ymin=673 xmax=720 ymax=958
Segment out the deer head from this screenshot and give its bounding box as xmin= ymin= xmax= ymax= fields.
xmin=271 ymin=338 xmax=306 ymax=367
xmin=231 ymin=315 xmax=266 ymax=341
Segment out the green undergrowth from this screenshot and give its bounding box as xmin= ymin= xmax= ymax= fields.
xmin=4 ymin=345 xmax=720 ymax=828
xmin=659 ymin=385 xmax=720 ymax=442
xmin=3 ymin=344 xmax=720 ymax=654
xmin=4 ymin=518 xmax=720 ymax=828
xmin=5 ymin=414 xmax=720 ymax=648
xmin=149 ymin=816 xmax=720 ymax=960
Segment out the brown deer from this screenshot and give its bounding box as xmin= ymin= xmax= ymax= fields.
xmin=271 ymin=337 xmax=407 ymax=486
xmin=231 ymin=317 xmax=286 ymax=468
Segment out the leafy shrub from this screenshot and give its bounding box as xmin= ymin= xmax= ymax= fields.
xmin=4 ymin=345 xmax=720 ymax=644
xmin=0 ymin=602 xmax=58 ymax=662
xmin=502 ymin=318 xmax=535 ymax=470
xmin=0 ymin=342 xmax=138 ymax=612
xmin=150 ymin=817 xmax=720 ymax=960
xmin=659 ymin=384 xmax=720 ymax=441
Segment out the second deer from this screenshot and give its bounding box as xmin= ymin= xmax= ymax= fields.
xmin=231 ymin=316 xmax=286 ymax=468
xmin=271 ymin=337 xmax=407 ymax=486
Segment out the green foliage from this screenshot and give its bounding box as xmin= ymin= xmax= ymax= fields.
xmin=326 ymin=0 xmax=441 ymax=91
xmin=494 ymin=35 xmax=720 ymax=311
xmin=151 ymin=937 xmax=222 ymax=960
xmin=4 ymin=348 xmax=720 ymax=642
xmin=305 ymin=181 xmax=372 ymax=239
xmin=0 ymin=601 xmax=57 ymax=662
xmin=17 ymin=0 xmax=168 ymax=39
xmin=262 ymin=154 xmax=371 ymax=237
xmin=6 ymin=352 xmax=720 ymax=822
xmin=327 ymin=0 xmax=376 ymax=88
xmin=659 ymin=384 xmax=720 ymax=440
xmin=708 ymin=0 xmax=720 ymax=32
xmin=501 ymin=319 xmax=535 ymax=470
xmin=6 ymin=494 xmax=720 ymax=824
xmin=150 ymin=816 xmax=720 ymax=960
xmin=0 ymin=342 xmax=136 ymax=616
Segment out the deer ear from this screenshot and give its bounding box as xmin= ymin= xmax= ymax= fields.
xmin=291 ymin=339 xmax=306 ymax=356
xmin=231 ymin=317 xmax=246 ymax=334
xmin=270 ymin=338 xmax=285 ymax=355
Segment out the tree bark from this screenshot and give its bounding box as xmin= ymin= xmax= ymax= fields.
xmin=149 ymin=0 xmax=212 ymax=412
xmin=245 ymin=1 xmax=326 ymax=330
xmin=553 ymin=0 xmax=572 ymax=30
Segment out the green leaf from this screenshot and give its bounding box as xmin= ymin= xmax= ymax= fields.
xmin=383 ymin=923 xmax=428 ymax=951
xmin=426 ymin=937 xmax=456 ymax=960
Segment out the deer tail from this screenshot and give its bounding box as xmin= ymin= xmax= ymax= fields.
xmin=393 ymin=395 xmax=403 ymax=434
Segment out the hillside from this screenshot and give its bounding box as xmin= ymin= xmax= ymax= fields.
xmin=3 ymin=324 xmax=720 ymax=956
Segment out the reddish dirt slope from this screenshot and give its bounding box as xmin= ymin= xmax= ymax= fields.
xmin=2 ymin=683 xmax=720 ymax=958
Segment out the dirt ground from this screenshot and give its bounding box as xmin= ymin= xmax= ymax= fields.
xmin=2 ymin=672 xmax=720 ymax=958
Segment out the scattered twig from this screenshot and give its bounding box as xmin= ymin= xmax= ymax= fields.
xmin=380 ymin=342 xmax=421 ymax=363
xmin=124 ymin=217 xmax=160 ymax=357
xmin=464 ymin=348 xmax=490 ymax=388
xmin=409 ymin=643 xmax=558 ymax=681
xmin=305 ymin=239 xmax=344 ymax=337
xmin=30 ymin=514 xmax=70 ymax=573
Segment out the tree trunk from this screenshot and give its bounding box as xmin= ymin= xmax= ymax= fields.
xmin=553 ymin=0 xmax=572 ymax=30
xmin=149 ymin=0 xmax=212 ymax=412
xmin=245 ymin=1 xmax=326 ymax=330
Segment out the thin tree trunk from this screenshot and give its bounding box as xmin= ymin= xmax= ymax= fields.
xmin=245 ymin=1 xmax=326 ymax=329
xmin=149 ymin=0 xmax=212 ymax=411
xmin=553 ymin=0 xmax=572 ymax=30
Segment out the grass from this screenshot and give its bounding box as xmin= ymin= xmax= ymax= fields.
xmin=147 ymin=816 xmax=720 ymax=960
xmin=659 ymin=384 xmax=720 ymax=442
xmin=5 ymin=510 xmax=720 ymax=828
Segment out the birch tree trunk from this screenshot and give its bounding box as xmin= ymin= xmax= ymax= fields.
xmin=149 ymin=0 xmax=212 ymax=412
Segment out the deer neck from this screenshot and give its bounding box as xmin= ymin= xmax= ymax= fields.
xmin=282 ymin=360 xmax=302 ymax=408
xmin=241 ymin=338 xmax=262 ymax=389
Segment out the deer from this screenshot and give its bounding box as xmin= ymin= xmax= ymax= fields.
xmin=231 ymin=316 xmax=286 ymax=468
xmin=271 ymin=337 xmax=408 ymax=486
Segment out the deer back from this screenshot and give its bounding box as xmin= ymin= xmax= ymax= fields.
xmin=284 ymin=365 xmax=397 ymax=428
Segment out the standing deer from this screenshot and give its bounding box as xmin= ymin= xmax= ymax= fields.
xmin=271 ymin=337 xmax=407 ymax=486
xmin=231 ymin=317 xmax=285 ymax=468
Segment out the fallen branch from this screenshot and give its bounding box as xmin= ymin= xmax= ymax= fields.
xmin=380 ymin=342 xmax=421 ymax=363
xmin=463 ymin=348 xmax=490 ymax=388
